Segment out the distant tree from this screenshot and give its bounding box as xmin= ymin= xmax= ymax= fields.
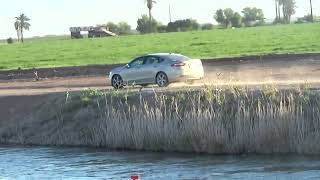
xmin=136 ymin=15 xmax=158 ymax=34
xmin=305 ymin=14 xmax=314 ymax=22
xmin=275 ymin=0 xmax=279 ymax=21
xmin=231 ymin=12 xmax=243 ymax=28
xmin=157 ymin=24 xmax=167 ymax=33
xmin=278 ymin=0 xmax=296 ymax=23
xmin=118 ymin=22 xmax=131 ymax=35
xmin=201 ymin=23 xmax=214 ymax=30
xmin=166 ymin=22 xmax=177 ymax=32
xmin=283 ymin=0 xmax=296 ymax=23
xmin=242 ymin=7 xmax=264 ymax=26
xmin=278 ymin=0 xmax=284 ymax=18
xmin=15 ymin=13 xmax=30 ymax=43
xmin=189 ymin=19 xmax=200 ymax=30
xmin=223 ymin=8 xmax=234 ymax=27
xmin=166 ymin=19 xmax=199 ymax=32
xmin=14 ymin=21 xmax=20 ymax=42
xmin=309 ymin=0 xmax=313 ymax=22
xmin=274 ymin=0 xmax=284 ymax=24
xmin=256 ymin=8 xmax=265 ymax=22
xmin=296 ymin=14 xmax=314 ymax=23
xmin=215 ymin=9 xmax=244 ymax=28
xmin=6 ymin=37 xmax=14 ymax=44
xmin=106 ymin=22 xmax=119 ymax=33
xmin=145 ymin=0 xmax=157 ymax=33
xmin=214 ymin=9 xmax=226 ymax=27
xmin=105 ymin=22 xmax=131 ymax=35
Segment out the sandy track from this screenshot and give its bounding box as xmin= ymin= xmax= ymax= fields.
xmin=1 ymin=54 xmax=320 ymax=121
xmin=1 ymin=55 xmax=320 ymax=96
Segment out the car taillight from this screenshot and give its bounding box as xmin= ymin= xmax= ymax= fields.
xmin=171 ymin=62 xmax=186 ymax=67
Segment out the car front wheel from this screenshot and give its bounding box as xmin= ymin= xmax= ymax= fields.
xmin=156 ymin=72 xmax=169 ymax=87
xmin=112 ymin=75 xmax=124 ymax=89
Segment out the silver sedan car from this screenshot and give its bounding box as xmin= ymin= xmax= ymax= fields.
xmin=109 ymin=53 xmax=204 ymax=89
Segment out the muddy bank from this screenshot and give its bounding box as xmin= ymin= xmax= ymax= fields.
xmin=1 ymin=53 xmax=320 ymax=81
xmin=1 ymin=88 xmax=320 ymax=154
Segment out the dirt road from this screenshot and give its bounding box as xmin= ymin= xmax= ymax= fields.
xmin=1 ymin=54 xmax=320 ymax=96
xmin=1 ymin=54 xmax=320 ymax=122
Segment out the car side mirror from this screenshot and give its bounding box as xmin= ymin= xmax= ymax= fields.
xmin=125 ymin=64 xmax=130 ymax=69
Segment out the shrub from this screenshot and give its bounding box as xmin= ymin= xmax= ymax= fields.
xmin=273 ymin=18 xmax=285 ymax=24
xmin=295 ymin=15 xmax=314 ymax=24
xmin=105 ymin=21 xmax=132 ymax=35
xmin=166 ymin=19 xmax=199 ymax=32
xmin=117 ymin=22 xmax=131 ymax=35
xmin=157 ymin=25 xmax=167 ymax=33
xmin=201 ymin=23 xmax=214 ymax=30
xmin=106 ymin=22 xmax=118 ymax=33
xmin=166 ymin=22 xmax=177 ymax=32
xmin=6 ymin=37 xmax=13 ymax=44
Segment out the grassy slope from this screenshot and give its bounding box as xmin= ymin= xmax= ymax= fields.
xmin=0 ymin=23 xmax=319 ymax=70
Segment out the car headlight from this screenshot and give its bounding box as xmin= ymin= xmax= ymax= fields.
xmin=108 ymin=72 xmax=112 ymax=79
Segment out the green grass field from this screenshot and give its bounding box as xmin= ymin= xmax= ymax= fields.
xmin=0 ymin=23 xmax=319 ymax=70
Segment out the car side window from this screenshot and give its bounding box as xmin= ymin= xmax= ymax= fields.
xmin=158 ymin=58 xmax=165 ymax=63
xmin=129 ymin=57 xmax=145 ymax=67
xmin=145 ymin=56 xmax=158 ymax=65
xmin=144 ymin=56 xmax=165 ymax=65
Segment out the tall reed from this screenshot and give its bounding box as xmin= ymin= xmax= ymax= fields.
xmin=2 ymin=86 xmax=320 ymax=154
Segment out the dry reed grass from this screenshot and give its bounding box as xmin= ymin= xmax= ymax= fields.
xmin=1 ymin=85 xmax=320 ymax=154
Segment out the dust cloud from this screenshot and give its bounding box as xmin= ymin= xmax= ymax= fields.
xmin=170 ymin=57 xmax=320 ymax=89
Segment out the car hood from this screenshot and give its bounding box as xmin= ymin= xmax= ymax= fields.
xmin=110 ymin=66 xmax=126 ymax=74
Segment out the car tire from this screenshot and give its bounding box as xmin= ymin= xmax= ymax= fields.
xmin=112 ymin=75 xmax=124 ymax=89
xmin=156 ymin=72 xmax=169 ymax=87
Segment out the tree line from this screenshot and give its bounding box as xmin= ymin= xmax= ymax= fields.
xmin=274 ymin=0 xmax=296 ymax=24
xmin=135 ymin=7 xmax=265 ymax=34
xmin=6 ymin=0 xmax=316 ymax=43
xmin=214 ymin=7 xmax=265 ymax=28
xmin=274 ymin=0 xmax=315 ymax=24
xmin=136 ymin=0 xmax=315 ymax=34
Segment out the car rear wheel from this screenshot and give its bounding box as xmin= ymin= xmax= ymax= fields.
xmin=112 ymin=75 xmax=124 ymax=89
xmin=156 ymin=72 xmax=169 ymax=87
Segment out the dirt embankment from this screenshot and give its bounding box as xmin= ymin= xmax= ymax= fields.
xmin=1 ymin=88 xmax=320 ymax=154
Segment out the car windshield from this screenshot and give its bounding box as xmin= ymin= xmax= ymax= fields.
xmin=129 ymin=57 xmax=144 ymax=67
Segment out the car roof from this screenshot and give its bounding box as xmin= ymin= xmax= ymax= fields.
xmin=147 ymin=53 xmax=186 ymax=57
xmin=148 ymin=53 xmax=181 ymax=56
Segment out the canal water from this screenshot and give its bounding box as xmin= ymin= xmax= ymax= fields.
xmin=1 ymin=146 xmax=320 ymax=179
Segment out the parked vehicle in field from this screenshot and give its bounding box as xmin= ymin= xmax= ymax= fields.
xmin=108 ymin=53 xmax=204 ymax=89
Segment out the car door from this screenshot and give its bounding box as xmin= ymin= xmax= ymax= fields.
xmin=121 ymin=56 xmax=145 ymax=84
xmin=140 ymin=56 xmax=161 ymax=83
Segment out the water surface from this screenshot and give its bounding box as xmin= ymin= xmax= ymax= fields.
xmin=1 ymin=146 xmax=320 ymax=179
